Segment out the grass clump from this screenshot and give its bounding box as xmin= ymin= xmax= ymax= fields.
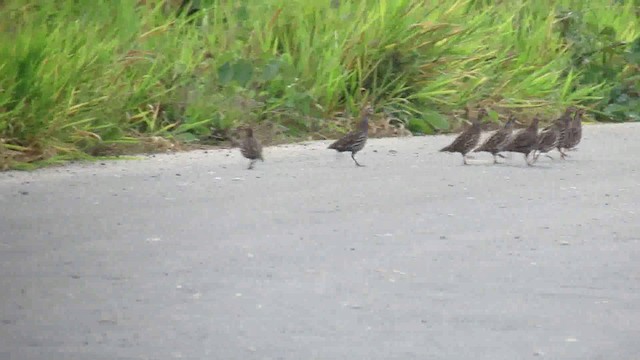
xmin=0 ymin=0 xmax=639 ymax=169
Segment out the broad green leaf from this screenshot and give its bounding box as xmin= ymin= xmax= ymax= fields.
xmin=217 ymin=61 xmax=233 ymax=85
xmin=261 ymin=59 xmax=281 ymax=82
xmin=407 ymin=118 xmax=432 ymax=134
xmin=487 ymin=109 xmax=500 ymax=122
xmin=422 ymin=110 xmax=450 ymax=130
xmin=232 ymin=60 xmax=254 ymax=87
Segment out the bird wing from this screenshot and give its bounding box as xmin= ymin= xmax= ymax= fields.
xmin=441 ymin=127 xmax=473 ymax=152
xmin=537 ymin=128 xmax=558 ymax=151
xmin=504 ymin=130 xmax=535 ymax=152
xmin=477 ymin=129 xmax=506 ymax=152
xmin=328 ymin=131 xmax=358 ymax=151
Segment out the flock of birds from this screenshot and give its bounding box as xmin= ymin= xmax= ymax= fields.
xmin=441 ymin=106 xmax=584 ymax=166
xmin=236 ymin=104 xmax=584 ymax=169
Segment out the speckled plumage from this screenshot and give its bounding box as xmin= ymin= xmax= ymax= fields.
xmin=502 ymin=117 xmax=540 ymax=166
xmin=240 ymin=128 xmax=263 ymax=169
xmin=328 ymin=104 xmax=374 ymax=167
xmin=474 ymin=114 xmax=516 ymax=163
xmin=440 ymin=108 xmax=486 ymax=165
xmin=563 ymin=108 xmax=584 ymax=152
xmin=554 ymin=107 xmax=576 ymax=159
xmin=533 ymin=122 xmax=561 ymax=162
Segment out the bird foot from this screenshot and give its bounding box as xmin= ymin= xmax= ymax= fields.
xmin=525 ymin=154 xmax=534 ymax=166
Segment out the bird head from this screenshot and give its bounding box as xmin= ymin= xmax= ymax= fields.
xmin=564 ymin=106 xmax=578 ymax=116
xmin=530 ymin=116 xmax=540 ymax=128
xmin=471 ymin=108 xmax=487 ymax=126
xmin=571 ymin=108 xmax=585 ymax=126
xmin=505 ymin=114 xmax=517 ymax=127
xmin=361 ymin=103 xmax=374 ymax=117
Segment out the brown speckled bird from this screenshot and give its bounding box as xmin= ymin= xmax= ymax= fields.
xmin=328 ymin=104 xmax=374 ymax=167
xmin=473 ymin=114 xmax=516 ymax=163
xmin=240 ymin=127 xmax=263 ymax=169
xmin=554 ymin=106 xmax=576 ymax=159
xmin=440 ymin=108 xmax=486 ymax=165
xmin=533 ymin=121 xmax=561 ymax=162
xmin=563 ymin=108 xmax=584 ymax=153
xmin=502 ymin=116 xmax=540 ymax=166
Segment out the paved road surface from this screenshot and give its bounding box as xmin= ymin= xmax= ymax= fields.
xmin=1 ymin=123 xmax=639 ymax=360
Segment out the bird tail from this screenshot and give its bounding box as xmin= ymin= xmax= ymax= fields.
xmin=328 ymin=140 xmax=340 ymax=150
xmin=440 ymin=145 xmax=452 ymax=152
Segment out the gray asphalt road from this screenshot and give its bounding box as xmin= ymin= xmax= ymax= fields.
xmin=1 ymin=123 xmax=639 ymax=360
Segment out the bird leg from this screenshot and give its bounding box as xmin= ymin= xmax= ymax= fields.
xmin=525 ymin=153 xmax=534 ymax=166
xmin=247 ymin=159 xmax=256 ymax=170
xmin=351 ymin=153 xmax=364 ymax=167
xmin=493 ymin=154 xmax=498 ymax=164
xmin=545 ymin=154 xmax=554 ymax=160
xmin=463 ymin=155 xmax=468 ymax=165
xmin=496 ymin=154 xmax=507 ymax=159
xmin=559 ymin=148 xmax=569 ymax=159
xmin=531 ymin=154 xmax=539 ymax=164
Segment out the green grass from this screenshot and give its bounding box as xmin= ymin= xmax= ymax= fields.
xmin=1 ymin=0 xmax=639 ymax=169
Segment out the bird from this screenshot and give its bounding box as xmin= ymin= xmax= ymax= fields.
xmin=563 ymin=108 xmax=584 ymax=153
xmin=473 ymin=114 xmax=516 ymax=163
xmin=239 ymin=127 xmax=263 ymax=169
xmin=501 ymin=116 xmax=540 ymax=166
xmin=328 ymin=103 xmax=374 ymax=167
xmin=440 ymin=108 xmax=486 ymax=165
xmin=554 ymin=106 xmax=576 ymax=159
xmin=533 ymin=120 xmax=561 ymax=162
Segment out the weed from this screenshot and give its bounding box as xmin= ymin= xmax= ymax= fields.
xmin=0 ymin=0 xmax=638 ymax=169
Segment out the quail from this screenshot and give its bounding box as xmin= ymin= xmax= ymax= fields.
xmin=473 ymin=114 xmax=516 ymax=163
xmin=563 ymin=108 xmax=584 ymax=153
xmin=240 ymin=127 xmax=263 ymax=169
xmin=554 ymin=106 xmax=576 ymax=159
xmin=501 ymin=117 xmax=540 ymax=166
xmin=440 ymin=108 xmax=486 ymax=165
xmin=328 ymin=103 xmax=374 ymax=167
xmin=533 ymin=121 xmax=561 ymax=162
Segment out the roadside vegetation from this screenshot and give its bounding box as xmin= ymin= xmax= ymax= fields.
xmin=1 ymin=0 xmax=639 ymax=170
